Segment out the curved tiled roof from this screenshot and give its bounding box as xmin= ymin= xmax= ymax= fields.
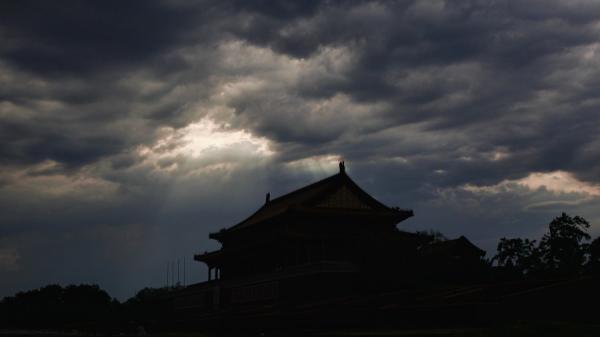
xmin=210 ymin=167 xmax=413 ymax=239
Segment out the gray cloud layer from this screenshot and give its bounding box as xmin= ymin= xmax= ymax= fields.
xmin=1 ymin=0 xmax=600 ymax=299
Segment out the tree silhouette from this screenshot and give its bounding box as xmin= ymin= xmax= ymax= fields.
xmin=415 ymin=230 xmax=447 ymax=249
xmin=494 ymin=238 xmax=538 ymax=275
xmin=123 ymin=287 xmax=172 ymax=330
xmin=538 ymin=213 xmax=590 ymax=276
xmin=588 ymin=237 xmax=600 ymax=274
xmin=0 ymin=284 xmax=120 ymax=332
xmin=493 ymin=213 xmax=595 ymax=279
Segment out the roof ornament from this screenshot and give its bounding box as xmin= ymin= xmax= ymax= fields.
xmin=339 ymin=161 xmax=345 ymax=173
xmin=265 ymin=192 xmax=271 ymax=204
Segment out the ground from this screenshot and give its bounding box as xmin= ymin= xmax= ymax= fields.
xmin=3 ymin=322 xmax=600 ymax=337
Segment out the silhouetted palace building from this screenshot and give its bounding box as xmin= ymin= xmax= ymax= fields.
xmin=173 ymin=162 xmax=486 ymax=327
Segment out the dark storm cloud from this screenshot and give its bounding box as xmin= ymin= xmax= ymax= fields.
xmin=2 ymin=0 xmax=600 ymax=299
xmin=0 ymin=0 xmax=233 ymax=167
xmin=218 ymin=0 xmax=600 ymax=185
xmin=0 ymin=0 xmax=202 ymax=77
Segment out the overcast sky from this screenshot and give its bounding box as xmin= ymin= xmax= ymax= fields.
xmin=2 ymin=0 xmax=600 ymax=300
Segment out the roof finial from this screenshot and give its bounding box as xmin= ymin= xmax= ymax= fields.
xmin=339 ymin=161 xmax=345 ymax=173
xmin=265 ymin=192 xmax=271 ymax=204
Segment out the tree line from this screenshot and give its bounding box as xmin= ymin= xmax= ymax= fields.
xmin=493 ymin=212 xmax=600 ymax=279
xmin=0 ymin=284 xmax=174 ymax=333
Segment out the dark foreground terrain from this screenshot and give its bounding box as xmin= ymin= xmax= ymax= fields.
xmin=3 ymin=321 xmax=600 ymax=337
xmin=3 ymin=277 xmax=600 ymax=337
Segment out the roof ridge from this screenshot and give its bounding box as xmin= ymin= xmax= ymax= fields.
xmin=210 ymin=169 xmax=413 ymax=240
xmin=267 ymin=171 xmax=342 ymax=205
xmin=210 ymin=172 xmax=343 ymax=237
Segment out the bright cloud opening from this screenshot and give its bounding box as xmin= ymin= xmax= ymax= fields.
xmin=464 ymin=170 xmax=600 ymax=197
xmin=178 ymin=119 xmax=273 ymax=157
xmin=517 ymin=171 xmax=600 ymax=197
xmin=137 ymin=118 xmax=274 ymax=174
